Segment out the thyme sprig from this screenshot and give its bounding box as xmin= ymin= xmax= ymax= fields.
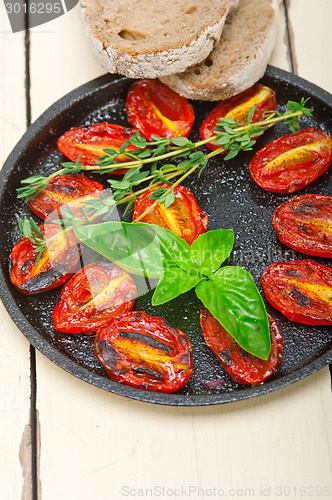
xmin=16 ymin=99 xmax=312 ymax=258
xmin=16 ymin=156 xmax=86 ymax=202
xmin=284 ymin=97 xmax=312 ymax=132
xmin=18 ymin=217 xmax=47 ymax=264
xmin=17 ymin=100 xmax=311 ymax=206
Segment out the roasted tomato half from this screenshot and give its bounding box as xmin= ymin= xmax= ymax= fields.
xmin=94 ymin=311 xmax=193 ymax=393
xmin=57 ymin=122 xmax=139 ymax=175
xmin=10 ymin=224 xmax=81 ymax=294
xmin=200 ymin=308 xmax=283 ymax=385
xmin=272 ymin=194 xmax=332 ymax=258
xmin=199 ymin=83 xmax=277 ymax=151
xmin=261 ymin=260 xmax=332 ymax=325
xmin=126 ymin=79 xmax=195 ymax=140
xmin=28 ymin=174 xmax=104 ymax=221
xmin=249 ymin=128 xmax=332 ymax=193
xmin=53 ymin=262 xmax=137 ymax=334
xmin=133 ymin=183 xmax=207 ymax=245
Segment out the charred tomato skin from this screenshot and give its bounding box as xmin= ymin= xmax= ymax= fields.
xmin=94 ymin=311 xmax=193 ymax=393
xmin=126 ymin=79 xmax=195 ymax=140
xmin=261 ymin=259 xmax=332 ymax=325
xmin=57 ymin=122 xmax=139 ymax=175
xmin=200 ymin=308 xmax=283 ymax=385
xmin=28 ymin=174 xmax=105 ymax=221
xmin=53 ymin=262 xmax=137 ymax=334
xmin=272 ymin=194 xmax=332 ymax=258
xmin=133 ymin=183 xmax=207 ymax=245
xmin=249 ymin=128 xmax=332 ymax=193
xmin=10 ymin=224 xmax=81 ymax=294
xmin=199 ymin=83 xmax=277 ymax=151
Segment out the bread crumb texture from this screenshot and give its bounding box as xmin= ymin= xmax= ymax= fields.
xmin=80 ymin=0 xmax=234 ymax=78
xmin=161 ymin=0 xmax=278 ymax=100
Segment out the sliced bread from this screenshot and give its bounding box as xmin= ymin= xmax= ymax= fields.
xmin=160 ymin=0 xmax=279 ymax=101
xmin=80 ymin=0 xmax=239 ymax=79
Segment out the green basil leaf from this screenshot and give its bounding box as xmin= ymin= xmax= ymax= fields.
xmin=152 ymin=267 xmax=203 ymax=306
xmin=195 ymin=266 xmax=270 ymax=360
xmin=74 ymin=221 xmax=190 ymax=279
xmin=189 ymin=229 xmax=234 ymax=278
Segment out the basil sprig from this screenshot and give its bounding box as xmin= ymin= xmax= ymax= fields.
xmin=74 ymin=222 xmax=271 ymax=360
xmin=74 ymin=221 xmax=190 ymax=278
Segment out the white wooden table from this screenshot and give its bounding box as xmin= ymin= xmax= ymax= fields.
xmin=1 ymin=2 xmax=331 ymax=499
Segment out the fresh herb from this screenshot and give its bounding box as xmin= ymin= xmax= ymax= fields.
xmin=73 ymin=221 xmax=271 ymax=360
xmin=16 ymin=156 xmax=85 ymax=202
xmin=12 ymin=98 xmax=314 ymax=361
xmin=284 ymin=98 xmax=312 ymax=133
xmin=17 ymin=99 xmax=311 ymax=214
xmin=16 ymin=98 xmax=312 ymax=262
xmin=195 ymin=267 xmax=270 ymax=359
xmin=18 ymin=217 xmax=47 ymax=264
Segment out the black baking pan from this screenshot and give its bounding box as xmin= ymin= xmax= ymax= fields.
xmin=0 ymin=66 xmax=331 ymax=405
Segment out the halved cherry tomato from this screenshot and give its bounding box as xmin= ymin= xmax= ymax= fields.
xmin=94 ymin=311 xmax=193 ymax=393
xmin=272 ymin=194 xmax=332 ymax=258
xmin=53 ymin=262 xmax=137 ymax=334
xmin=57 ymin=122 xmax=139 ymax=175
xmin=200 ymin=308 xmax=283 ymax=385
xmin=261 ymin=260 xmax=332 ymax=325
xmin=133 ymin=183 xmax=207 ymax=245
xmin=249 ymin=128 xmax=332 ymax=193
xmin=199 ymin=83 xmax=277 ymax=151
xmin=28 ymin=174 xmax=104 ymax=221
xmin=10 ymin=224 xmax=81 ymax=294
xmin=126 ymin=80 xmax=195 ymax=140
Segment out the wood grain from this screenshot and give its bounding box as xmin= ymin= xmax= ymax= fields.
xmin=286 ymin=0 xmax=332 ymax=92
xmin=1 ymin=1 xmax=332 ymax=498
xmin=0 ymin=7 xmax=32 ymax=500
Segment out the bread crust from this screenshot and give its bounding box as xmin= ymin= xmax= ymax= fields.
xmin=80 ymin=0 xmax=236 ymax=79
xmin=160 ymin=0 xmax=279 ymax=101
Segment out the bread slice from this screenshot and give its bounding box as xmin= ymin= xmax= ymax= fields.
xmin=80 ymin=0 xmax=238 ymax=79
xmin=160 ymin=0 xmax=279 ymax=101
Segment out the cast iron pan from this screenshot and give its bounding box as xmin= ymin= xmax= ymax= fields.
xmin=0 ymin=66 xmax=331 ymax=406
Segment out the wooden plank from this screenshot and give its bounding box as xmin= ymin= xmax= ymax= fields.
xmin=282 ymin=0 xmax=332 ymax=487
xmin=36 ymin=359 xmax=332 ymax=499
xmin=29 ymin=6 xmax=105 ymax=121
xmin=29 ymin=3 xmax=332 ymax=499
xmin=0 ymin=7 xmax=34 ymax=500
xmin=286 ymin=0 xmax=332 ymax=93
xmin=269 ymin=1 xmax=292 ymax=72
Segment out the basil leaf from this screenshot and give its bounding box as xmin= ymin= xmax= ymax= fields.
xmin=74 ymin=221 xmax=190 ymax=279
xmin=152 ymin=267 xmax=203 ymax=306
xmin=195 ymin=266 xmax=270 ymax=360
xmin=189 ymin=229 xmax=234 ymax=278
